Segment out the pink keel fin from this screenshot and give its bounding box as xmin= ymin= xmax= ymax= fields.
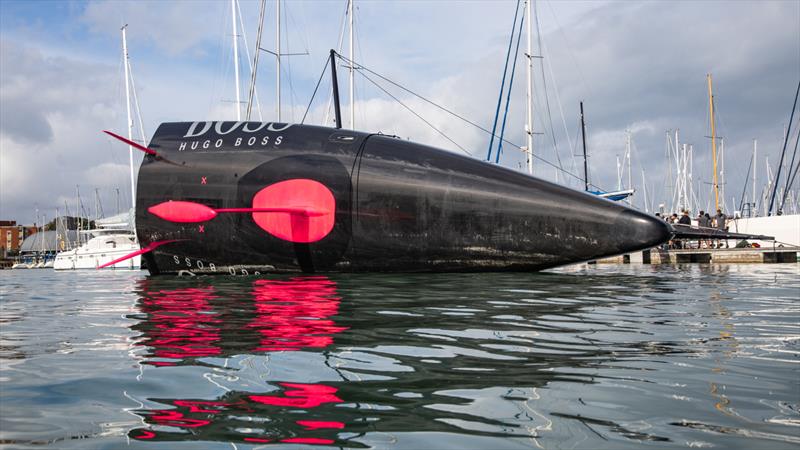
xmin=148 ymin=201 xmax=328 ymax=224
xmin=103 ymin=130 xmax=158 ymax=156
xmin=97 ymin=240 xmax=180 ymax=269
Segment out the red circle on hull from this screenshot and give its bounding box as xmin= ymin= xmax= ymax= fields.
xmin=251 ymin=179 xmax=335 ymax=243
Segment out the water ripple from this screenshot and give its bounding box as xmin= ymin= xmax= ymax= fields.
xmin=0 ymin=264 xmax=798 ymax=449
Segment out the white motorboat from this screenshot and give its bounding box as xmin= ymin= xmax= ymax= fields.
xmin=53 ymin=231 xmax=140 ymax=270
xmin=11 ymin=260 xmax=33 ymax=269
xmin=54 ymin=211 xmax=141 ymax=270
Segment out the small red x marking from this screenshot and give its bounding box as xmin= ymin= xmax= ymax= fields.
xmin=198 ymin=225 xmax=205 ymax=233
xmin=201 ymin=176 xmax=207 ymax=185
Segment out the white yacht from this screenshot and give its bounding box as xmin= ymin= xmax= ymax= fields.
xmin=54 ymin=211 xmax=141 ymax=270
xmin=54 ymin=28 xmax=146 ymax=271
xmin=728 ymin=213 xmax=800 ymax=247
xmin=11 ymin=260 xmax=34 ymax=269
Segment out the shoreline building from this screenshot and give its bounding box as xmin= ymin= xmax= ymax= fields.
xmin=0 ymin=221 xmax=38 ymax=258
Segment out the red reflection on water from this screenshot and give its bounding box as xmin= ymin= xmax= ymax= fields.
xmin=249 ymin=277 xmax=348 ymax=351
xmin=297 ymin=420 xmax=345 ymax=430
xmin=134 ymin=430 xmax=156 ymax=440
xmin=173 ymin=399 xmax=236 ymax=413
xmin=149 ymin=409 xmax=211 ymax=428
xmin=132 ymin=277 xmax=348 ymax=445
xmin=249 ymin=382 xmax=343 ymax=408
xmin=139 ymin=287 xmax=221 ymax=364
xmin=281 ymin=437 xmax=335 ymax=445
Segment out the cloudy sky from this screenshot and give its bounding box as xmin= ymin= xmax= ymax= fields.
xmin=1 ymin=0 xmax=798 ymax=225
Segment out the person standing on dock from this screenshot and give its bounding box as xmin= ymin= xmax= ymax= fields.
xmin=697 ymin=210 xmax=710 ymax=248
xmin=698 ymin=210 xmax=709 ymax=227
xmin=714 ymin=209 xmax=727 ymax=230
xmin=714 ymin=209 xmax=728 ymax=248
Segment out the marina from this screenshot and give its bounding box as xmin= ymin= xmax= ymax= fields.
xmin=597 ymin=246 xmax=800 ymax=265
xmin=1 ymin=1 xmax=798 ymax=449
xmin=1 ymin=265 xmax=798 ymax=449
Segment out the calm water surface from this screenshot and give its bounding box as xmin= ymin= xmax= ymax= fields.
xmin=1 ymin=265 xmax=798 ymax=449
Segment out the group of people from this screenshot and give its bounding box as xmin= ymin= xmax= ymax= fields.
xmin=655 ymin=209 xmax=728 ymax=249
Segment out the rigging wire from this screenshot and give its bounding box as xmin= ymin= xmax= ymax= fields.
xmin=768 ymin=80 xmax=800 ymax=214
xmin=533 ymin=0 xmax=566 ymax=180
xmin=245 ymin=0 xmax=266 ymax=121
xmin=301 ymin=57 xmax=331 ymax=124
xmin=738 ymin=153 xmax=753 ymax=212
xmin=354 ymin=4 xmax=369 ymax=128
xmin=334 ymin=52 xmax=603 ymax=188
xmin=359 ymin=70 xmax=471 ymax=155
xmin=211 ymin=1 xmax=232 ymax=117
xmin=487 ymin=0 xmax=521 ymax=162
xmin=323 ymin=1 xmax=350 ymax=126
xmin=284 ymin=1 xmax=300 ymax=122
xmin=540 ymin=32 xmax=577 ymax=181
xmin=236 ymin=1 xmax=263 ymax=121
xmin=544 ymin=0 xmax=590 ymax=100
xmin=495 ymin=5 xmax=525 ymax=163
xmin=779 ymin=118 xmax=800 ymax=210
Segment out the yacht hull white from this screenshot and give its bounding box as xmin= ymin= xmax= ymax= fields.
xmin=728 ymin=214 xmax=800 ymax=247
xmin=54 ymin=232 xmax=142 ymax=270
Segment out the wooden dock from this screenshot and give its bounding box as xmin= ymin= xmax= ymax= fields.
xmin=594 ymin=246 xmax=799 ymax=265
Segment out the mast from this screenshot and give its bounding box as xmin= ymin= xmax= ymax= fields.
xmin=121 ymin=25 xmax=136 ymax=209
xmin=768 ymin=80 xmax=800 ymax=215
xmin=753 ymin=139 xmax=757 ymax=214
xmin=41 ymin=213 xmax=46 ymax=255
xmin=56 ymin=207 xmax=61 ymax=251
xmin=626 ymin=130 xmax=632 ymax=191
xmin=276 ymin=0 xmax=281 ymax=121
xmin=764 ymin=156 xmax=772 ymax=216
xmin=720 ymin=137 xmax=725 ymax=212
xmin=707 ymin=74 xmax=719 ymax=211
xmin=246 ymin=0 xmax=267 ymax=120
xmin=525 ymin=0 xmax=534 ymax=175
xmin=580 ymin=101 xmax=589 ymax=191
xmin=231 ymin=0 xmax=241 ymax=120
xmin=75 ymin=185 xmax=80 ymax=242
xmin=349 ymin=0 xmax=354 ymax=129
xmin=330 ymin=50 xmax=342 ymax=129
xmin=686 ymin=144 xmax=694 ymax=211
xmin=63 ymin=200 xmax=71 ymax=249
xmin=681 ymin=143 xmax=688 ymax=210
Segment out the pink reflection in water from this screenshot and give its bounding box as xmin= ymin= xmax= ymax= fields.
xmin=249 ymin=277 xmax=348 ymax=351
xmin=132 ymin=277 xmax=348 ymax=445
xmin=139 ymin=287 xmax=221 ymax=364
xmin=249 ymin=382 xmax=343 ymax=408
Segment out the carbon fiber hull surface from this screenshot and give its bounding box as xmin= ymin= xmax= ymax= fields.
xmin=136 ymin=122 xmax=670 ymax=275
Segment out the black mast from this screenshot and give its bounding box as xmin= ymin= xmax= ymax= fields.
xmin=329 ymin=50 xmax=342 ymax=129
xmin=768 ymin=80 xmax=800 ymax=215
xmin=580 ymin=101 xmax=589 ymax=191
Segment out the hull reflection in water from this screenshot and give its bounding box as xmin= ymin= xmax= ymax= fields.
xmin=126 ymin=274 xmax=657 ymax=446
xmin=130 ymin=276 xmax=348 ymax=444
xmin=123 ymin=269 xmax=800 ymax=449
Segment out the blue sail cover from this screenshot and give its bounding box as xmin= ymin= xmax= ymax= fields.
xmin=589 ymin=189 xmax=635 ymax=202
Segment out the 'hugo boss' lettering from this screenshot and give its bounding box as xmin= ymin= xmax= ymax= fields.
xmin=177 ymin=121 xmax=291 ymax=152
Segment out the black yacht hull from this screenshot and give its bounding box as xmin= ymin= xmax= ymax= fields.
xmin=136 ymin=122 xmax=670 ymax=275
